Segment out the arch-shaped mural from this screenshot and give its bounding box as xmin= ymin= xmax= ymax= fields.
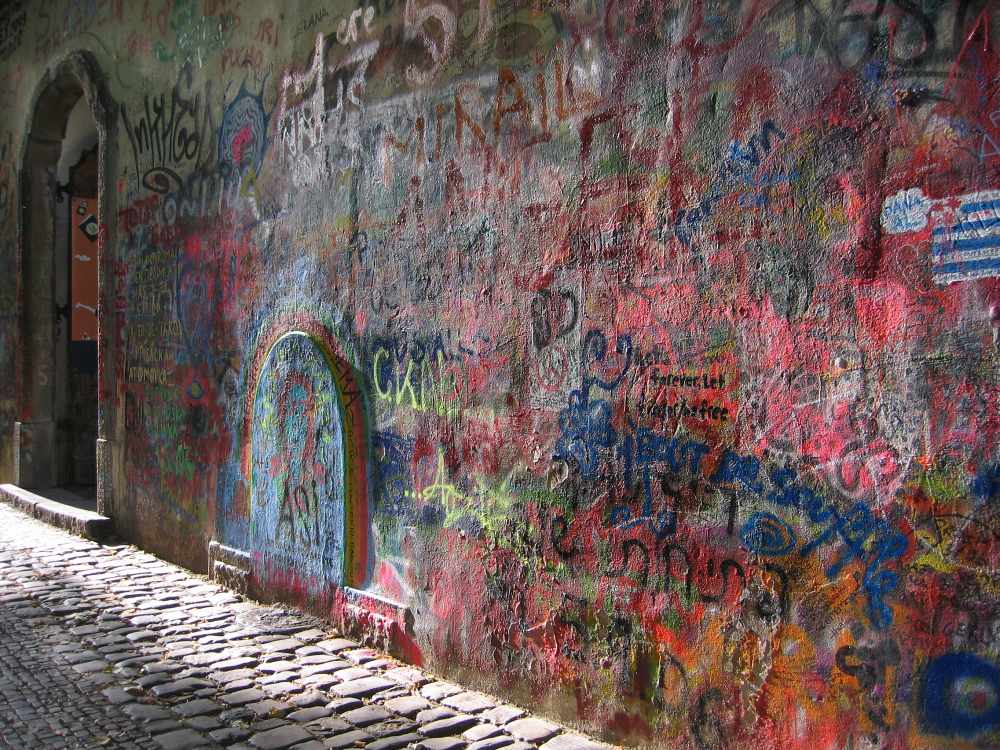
xmin=243 ymin=316 xmax=369 ymax=594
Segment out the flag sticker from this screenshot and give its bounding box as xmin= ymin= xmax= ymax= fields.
xmin=930 ymin=190 xmax=1000 ymax=284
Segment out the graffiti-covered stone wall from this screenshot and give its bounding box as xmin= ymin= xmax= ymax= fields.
xmin=1 ymin=1 xmax=999 ymax=747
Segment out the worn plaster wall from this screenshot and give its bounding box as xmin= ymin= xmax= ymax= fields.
xmin=1 ymin=1 xmax=999 ymax=747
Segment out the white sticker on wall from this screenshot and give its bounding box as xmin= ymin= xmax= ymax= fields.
xmin=881 ymin=188 xmax=930 ymax=234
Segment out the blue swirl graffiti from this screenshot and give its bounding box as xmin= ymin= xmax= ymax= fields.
xmin=740 ymin=512 xmax=798 ymax=556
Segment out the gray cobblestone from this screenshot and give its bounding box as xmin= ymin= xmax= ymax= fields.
xmin=0 ymin=503 xmax=608 ymax=750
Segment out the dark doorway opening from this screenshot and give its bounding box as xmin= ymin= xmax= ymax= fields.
xmin=57 ymin=139 xmax=99 ymax=497
xmin=15 ymin=53 xmax=114 ymax=516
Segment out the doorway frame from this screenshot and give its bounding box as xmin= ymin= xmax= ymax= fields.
xmin=15 ymin=50 xmax=118 ymax=516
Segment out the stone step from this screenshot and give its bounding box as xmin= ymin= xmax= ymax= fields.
xmin=0 ymin=483 xmax=113 ymax=540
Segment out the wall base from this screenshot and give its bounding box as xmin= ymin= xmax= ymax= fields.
xmin=14 ymin=420 xmax=55 ymax=490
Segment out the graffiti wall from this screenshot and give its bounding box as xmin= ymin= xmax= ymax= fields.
xmin=1 ymin=1 xmax=999 ymax=747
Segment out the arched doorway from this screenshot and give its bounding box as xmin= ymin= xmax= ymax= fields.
xmin=15 ymin=52 xmax=117 ymax=515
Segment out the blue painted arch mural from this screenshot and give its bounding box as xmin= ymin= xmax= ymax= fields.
xmin=243 ymin=317 xmax=370 ymax=599
xmin=251 ymin=331 xmax=345 ymax=592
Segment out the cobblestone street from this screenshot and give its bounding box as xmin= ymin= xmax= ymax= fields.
xmin=0 ymin=504 xmax=611 ymax=750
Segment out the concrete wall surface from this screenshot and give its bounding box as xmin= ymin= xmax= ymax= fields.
xmin=1 ymin=1 xmax=999 ymax=746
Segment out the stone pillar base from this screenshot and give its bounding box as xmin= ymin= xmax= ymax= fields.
xmin=14 ymin=420 xmax=55 ymax=490
xmin=95 ymin=437 xmax=111 ymax=517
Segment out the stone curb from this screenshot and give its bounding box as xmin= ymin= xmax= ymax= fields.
xmin=0 ymin=482 xmax=114 ymax=540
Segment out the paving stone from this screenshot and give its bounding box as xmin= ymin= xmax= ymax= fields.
xmin=538 ymin=735 xmax=611 ymax=750
xmin=341 ymin=705 xmax=392 ymax=727
xmin=314 ymin=638 xmax=357 ymax=654
xmin=443 ymin=692 xmax=496 ymax=714
xmin=288 ymin=706 xmax=332 ymax=723
xmin=257 ymin=634 xmax=291 ymax=643
xmin=331 ymin=675 xmax=393 ymax=698
xmin=464 ymin=723 xmax=503 ymax=741
xmin=220 ymin=706 xmax=254 ymax=722
xmin=126 ymin=630 xmax=159 ymax=643
xmin=342 ymin=648 xmax=379 ymax=664
xmin=101 ymin=686 xmax=138 ymax=705
xmin=211 ymin=727 xmax=252 ymax=744
xmin=263 ymin=681 xmax=302 ymax=697
xmin=148 ymin=717 xmax=191 ymax=735
xmin=366 ymin=733 xmax=424 ymax=750
xmin=144 ymin=661 xmax=186 ymax=674
xmin=213 ymin=667 xmax=260 ymax=684
xmin=329 ymin=666 xmax=371 ymax=682
xmin=72 ymin=659 xmax=109 ymax=673
xmin=467 ymin=737 xmax=515 ymax=750
xmin=259 ymin=660 xmax=299 ymax=673
xmin=321 ymin=729 xmax=373 ymax=748
xmin=154 ymin=728 xmax=210 ymax=749
xmin=152 ymin=677 xmax=216 ymax=698
xmin=292 ymin=629 xmax=327 ymax=642
xmin=261 ymin=639 xmax=305 ymax=653
xmin=295 ymin=646 xmax=353 ymax=667
xmin=184 ymin=653 xmax=227 ymax=667
xmin=301 ymin=661 xmax=351 ymax=676
xmin=420 ymin=682 xmax=463 ymax=701
xmin=80 ymin=671 xmax=117 ymax=688
xmin=246 ymin=699 xmax=293 ymax=718
xmin=325 ymin=697 xmax=363 ymax=713
xmin=185 ymin=670 xmax=218 ymax=686
xmin=62 ymin=649 xmax=104 ymax=664
xmin=252 ymin=719 xmax=291 ymax=732
xmin=222 ymin=678 xmax=258 ymax=692
xmin=91 ymin=634 xmax=130 ymax=648
xmin=300 ymin=674 xmax=339 ymax=690
xmin=482 ymin=706 xmax=525 ymax=726
xmin=304 ymin=716 xmax=352 ymax=734
xmin=419 ymin=714 xmax=479 ymax=737
xmin=414 ymin=739 xmax=467 ymax=750
xmin=261 ymin=671 xmax=300 ymax=685
xmin=416 ymin=707 xmax=457 ymax=724
xmin=367 ymin=718 xmax=419 ymax=738
xmin=249 ymin=724 xmax=313 ymax=749
xmin=289 ymin=742 xmax=326 ymax=750
xmin=185 ymin=715 xmax=223 ymax=731
xmin=383 ymin=666 xmax=429 ymax=687
xmin=215 ymin=656 xmax=259 ymax=671
xmin=290 ymin=690 xmax=327 ymax=708
xmin=124 ymin=703 xmax=176 ymax=722
xmin=120 ymin=655 xmax=163 ymax=668
xmin=173 ymin=699 xmax=223 ymax=718
xmin=104 ymin=650 xmax=142 ymax=663
xmin=222 ymin=688 xmax=268 ymax=706
xmin=506 ymin=717 xmax=560 ymax=743
xmin=383 ymin=695 xmax=433 ymax=717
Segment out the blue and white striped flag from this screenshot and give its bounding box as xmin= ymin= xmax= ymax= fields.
xmin=931 ymin=191 xmax=1000 ymax=284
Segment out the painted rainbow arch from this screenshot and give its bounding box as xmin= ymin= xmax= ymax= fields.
xmin=242 ymin=312 xmax=369 ymax=589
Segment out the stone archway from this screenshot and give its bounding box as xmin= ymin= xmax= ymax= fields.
xmin=15 ymin=51 xmax=118 ymax=515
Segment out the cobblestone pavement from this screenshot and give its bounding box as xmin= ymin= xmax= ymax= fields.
xmin=0 ymin=504 xmax=613 ymax=750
